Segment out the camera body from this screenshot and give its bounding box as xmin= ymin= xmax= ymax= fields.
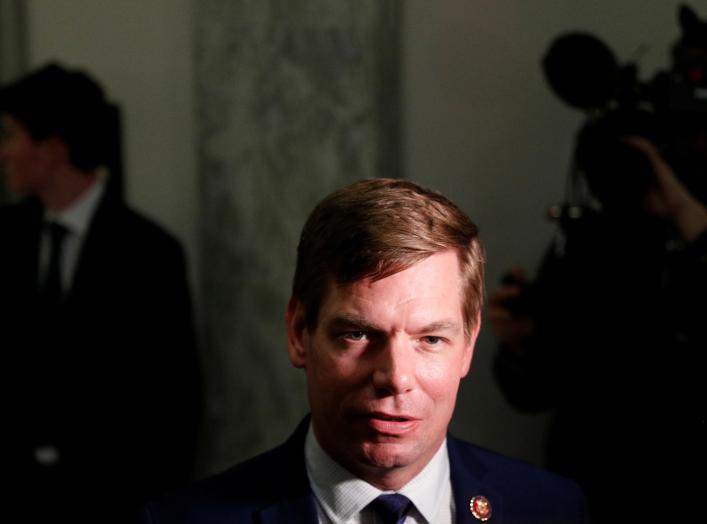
xmin=543 ymin=4 xmax=707 ymax=219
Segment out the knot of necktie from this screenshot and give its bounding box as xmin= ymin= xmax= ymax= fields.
xmin=370 ymin=493 xmax=413 ymax=524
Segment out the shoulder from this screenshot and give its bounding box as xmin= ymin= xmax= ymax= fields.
xmin=0 ymin=199 xmax=42 ymax=257
xmin=0 ymin=198 xmax=41 ymax=229
xmin=141 ymin=452 xmax=281 ymax=522
xmin=92 ymin=197 xmax=184 ymax=255
xmin=448 ymin=436 xmax=590 ymax=523
xmin=141 ymin=421 xmax=315 ymax=523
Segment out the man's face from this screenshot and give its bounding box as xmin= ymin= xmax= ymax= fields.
xmin=287 ymin=250 xmax=479 ymax=489
xmin=0 ymin=115 xmax=51 ymax=195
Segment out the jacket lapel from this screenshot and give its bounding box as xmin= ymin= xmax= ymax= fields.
xmin=448 ymin=436 xmax=504 ymax=524
xmin=256 ymin=416 xmax=319 ymax=524
xmin=257 ymin=493 xmax=319 ymax=524
xmin=67 ymin=190 xmax=117 ymax=301
xmin=9 ymin=199 xmax=43 ymax=296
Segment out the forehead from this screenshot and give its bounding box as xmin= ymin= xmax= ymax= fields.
xmin=316 ymin=251 xmax=465 ymax=324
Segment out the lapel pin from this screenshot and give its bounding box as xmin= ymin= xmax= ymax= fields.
xmin=470 ymin=495 xmax=492 ymax=521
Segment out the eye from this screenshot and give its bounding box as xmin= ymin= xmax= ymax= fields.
xmin=344 ymin=331 xmax=366 ymax=341
xmin=421 ymin=335 xmax=442 ymax=345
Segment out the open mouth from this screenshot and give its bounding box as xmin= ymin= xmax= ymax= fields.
xmin=373 ymin=413 xmax=410 ymax=422
xmin=365 ymin=412 xmax=419 ymax=435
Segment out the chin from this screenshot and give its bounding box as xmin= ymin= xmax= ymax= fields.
xmin=359 ymin=441 xmax=415 ymax=470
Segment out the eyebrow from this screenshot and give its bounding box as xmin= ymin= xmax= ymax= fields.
xmin=415 ymin=321 xmax=461 ymax=335
xmin=324 ymin=315 xmax=461 ymax=335
xmin=325 ymin=315 xmax=381 ymax=333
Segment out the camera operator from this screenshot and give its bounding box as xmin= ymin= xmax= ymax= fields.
xmin=490 ymin=6 xmax=706 ymax=522
xmin=492 ymin=138 xmax=706 ymax=522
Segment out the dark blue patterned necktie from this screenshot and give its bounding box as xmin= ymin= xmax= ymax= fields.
xmin=370 ymin=494 xmax=413 ymax=524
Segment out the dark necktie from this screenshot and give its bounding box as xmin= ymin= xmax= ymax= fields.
xmin=370 ymin=494 xmax=413 ymax=524
xmin=44 ymin=221 xmax=69 ymax=307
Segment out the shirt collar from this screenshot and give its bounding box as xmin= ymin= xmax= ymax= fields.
xmin=305 ymin=423 xmax=450 ymax=523
xmin=44 ymin=174 xmax=106 ymax=236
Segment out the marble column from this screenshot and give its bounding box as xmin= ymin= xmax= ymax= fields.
xmin=194 ymin=0 xmax=402 ymax=475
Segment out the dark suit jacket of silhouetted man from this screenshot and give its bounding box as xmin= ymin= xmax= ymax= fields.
xmin=0 ymin=63 xmax=201 ymax=523
xmin=139 ymin=179 xmax=589 ymax=524
xmin=0 ymin=192 xmax=201 ymax=518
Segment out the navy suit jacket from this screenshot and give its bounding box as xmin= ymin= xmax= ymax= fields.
xmin=141 ymin=417 xmax=590 ymax=523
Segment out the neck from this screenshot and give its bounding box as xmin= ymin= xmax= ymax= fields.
xmin=336 ymin=447 xmax=434 ymax=492
xmin=360 ymin=468 xmax=418 ymax=492
xmin=41 ymin=166 xmax=97 ymax=212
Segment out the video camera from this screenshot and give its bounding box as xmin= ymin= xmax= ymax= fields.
xmin=543 ymin=4 xmax=707 ymax=227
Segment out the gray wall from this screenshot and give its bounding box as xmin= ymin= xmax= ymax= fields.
xmin=19 ymin=0 xmax=693 ymax=475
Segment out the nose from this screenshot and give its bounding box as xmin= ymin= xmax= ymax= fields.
xmin=372 ymin=336 xmax=415 ymax=395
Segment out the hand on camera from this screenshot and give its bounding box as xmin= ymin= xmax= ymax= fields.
xmin=488 ymin=267 xmax=536 ymax=353
xmin=623 ymin=135 xmax=707 ymax=241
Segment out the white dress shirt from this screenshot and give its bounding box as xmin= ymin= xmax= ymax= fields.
xmin=305 ymin=424 xmax=454 ymax=524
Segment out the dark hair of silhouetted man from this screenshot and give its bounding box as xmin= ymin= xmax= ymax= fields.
xmin=0 ymin=63 xmax=112 ymax=173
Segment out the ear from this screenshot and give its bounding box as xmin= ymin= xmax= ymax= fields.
xmin=285 ymin=297 xmax=309 ymax=369
xmin=41 ymin=136 xmax=70 ymax=168
xmin=460 ymin=311 xmax=481 ymax=378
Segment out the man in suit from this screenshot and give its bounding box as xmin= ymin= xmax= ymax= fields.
xmin=0 ymin=63 xmax=202 ymax=523
xmin=141 ymin=178 xmax=590 ymax=523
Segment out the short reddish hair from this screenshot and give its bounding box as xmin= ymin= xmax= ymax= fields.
xmin=292 ymin=178 xmax=485 ymax=335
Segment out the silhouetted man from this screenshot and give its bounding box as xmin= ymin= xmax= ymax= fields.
xmin=0 ymin=63 xmax=201 ymax=523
